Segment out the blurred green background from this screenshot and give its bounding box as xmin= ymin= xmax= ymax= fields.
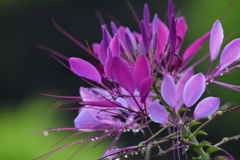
xmin=0 ymin=0 xmax=240 ymax=159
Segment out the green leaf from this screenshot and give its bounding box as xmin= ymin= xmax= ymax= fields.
xmin=178 ymin=107 xmax=186 ymax=113
xmin=189 ymin=121 xmax=201 ymax=128
xmin=214 ymin=158 xmax=229 ymax=160
xmin=192 ymin=157 xmax=202 ymax=160
xmin=193 ymin=130 xmax=208 ymax=136
xmin=207 ymin=146 xmax=221 ymax=155
xmin=197 ymin=141 xmax=211 ymax=147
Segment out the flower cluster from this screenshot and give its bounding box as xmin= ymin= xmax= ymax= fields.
xmin=37 ymin=0 xmax=240 ymax=159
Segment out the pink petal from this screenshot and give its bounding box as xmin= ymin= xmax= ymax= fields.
xmin=69 ymin=57 xmax=101 ymax=84
xmin=80 ymin=101 xmax=122 ymax=108
xmin=219 ymin=38 xmax=240 ymax=70
xmin=74 ymin=108 xmax=111 ymax=131
xmin=104 ymin=48 xmax=113 ymax=80
xmin=183 ymin=73 xmax=206 ymax=107
xmin=98 ymin=41 xmax=105 ymax=64
xmin=134 ymin=54 xmax=151 ymax=90
xmin=92 ymin=43 xmax=99 ymax=54
xmin=154 ymin=19 xmax=168 ymax=61
xmin=194 ymin=97 xmax=220 ymax=118
xmin=109 ymin=34 xmax=120 ymax=56
xmin=139 ymin=77 xmax=153 ymax=103
xmin=161 ymin=75 xmax=177 ymax=107
xmin=175 ymin=67 xmax=194 ymax=112
xmin=210 ymin=20 xmax=224 ymax=62
xmin=112 ymin=57 xmax=136 ymax=94
xmin=176 ymin=17 xmax=188 ymax=53
xmin=148 ymin=102 xmax=168 ymax=123
xmin=183 ymin=32 xmax=210 ymax=61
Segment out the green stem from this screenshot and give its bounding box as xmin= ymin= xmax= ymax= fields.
xmin=182 ymin=126 xmax=210 ymax=160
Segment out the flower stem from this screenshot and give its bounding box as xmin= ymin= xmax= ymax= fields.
xmin=182 ymin=126 xmax=210 ymax=160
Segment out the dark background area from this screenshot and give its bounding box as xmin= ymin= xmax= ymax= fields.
xmin=1 ymin=0 xmax=240 ymax=159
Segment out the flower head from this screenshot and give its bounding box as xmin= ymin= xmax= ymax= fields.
xmin=37 ymin=0 xmax=240 ymax=159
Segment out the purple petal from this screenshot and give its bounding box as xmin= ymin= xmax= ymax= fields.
xmin=139 ymin=77 xmax=153 ymax=103
xmin=80 ymin=87 xmax=108 ymax=102
xmin=134 ymin=54 xmax=151 ymax=90
xmin=175 ymin=67 xmax=194 ymax=112
xmin=110 ymin=21 xmax=118 ymax=35
xmin=183 ymin=73 xmax=206 ymax=107
xmin=152 ymin=14 xmax=159 ymax=34
xmin=169 ymin=14 xmax=176 ymax=52
xmin=69 ymin=57 xmax=101 ymax=84
xmin=98 ymin=41 xmax=105 ymax=64
xmin=210 ymin=20 xmax=224 ymax=62
xmin=143 ymin=4 xmax=150 ymax=37
xmin=126 ymin=28 xmax=137 ymax=47
xmin=112 ymin=56 xmax=136 ymax=94
xmin=148 ymin=102 xmax=168 ymax=123
xmin=104 ymin=48 xmax=113 ymax=79
xmin=194 ymin=97 xmax=220 ymax=118
xmin=219 ymin=38 xmax=240 ymax=70
xmin=183 ymin=32 xmax=210 ymax=61
xmin=74 ymin=108 xmax=111 ymax=131
xmin=161 ymin=75 xmax=177 ymax=107
xmin=109 ymin=34 xmax=120 ymax=57
xmin=140 ymin=21 xmax=149 ymax=54
xmin=168 ymin=0 xmax=174 ymax=25
xmin=125 ymin=32 xmax=134 ymax=55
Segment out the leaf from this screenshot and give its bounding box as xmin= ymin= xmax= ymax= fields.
xmin=207 ymin=146 xmax=221 ymax=155
xmin=197 ymin=140 xmax=211 ymax=147
xmin=214 ymin=158 xmax=229 ymax=160
xmin=192 ymin=157 xmax=202 ymax=160
xmin=194 ymin=130 xmax=208 ymax=136
xmin=189 ymin=121 xmax=201 ymax=128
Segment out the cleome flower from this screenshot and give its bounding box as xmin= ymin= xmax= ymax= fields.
xmin=36 ymin=0 xmax=240 ymax=159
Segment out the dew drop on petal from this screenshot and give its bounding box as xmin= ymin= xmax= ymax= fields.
xmin=124 ymin=155 xmax=128 ymax=158
xmin=220 ymin=73 xmax=223 ymax=76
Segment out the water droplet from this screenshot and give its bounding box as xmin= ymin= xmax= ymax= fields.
xmin=91 ymin=138 xmax=95 ymax=141
xmin=238 ymin=65 xmax=240 ymax=68
xmin=135 ymin=152 xmax=138 ymax=155
xmin=105 ymin=130 xmax=108 ymax=132
xmin=115 ymin=158 xmax=120 ymax=160
xmin=226 ymin=68 xmax=229 ymax=72
xmin=206 ymin=82 xmax=209 ymax=85
xmin=220 ymin=73 xmax=223 ymax=76
xmin=43 ymin=131 xmax=49 ymax=136
xmin=95 ymin=137 xmax=98 ymax=140
xmin=124 ymin=155 xmax=128 ymax=158
xmin=127 ymin=129 xmax=130 ymax=132
xmin=123 ymin=129 xmax=127 ymax=132
xmin=112 ymin=146 xmax=118 ymax=150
